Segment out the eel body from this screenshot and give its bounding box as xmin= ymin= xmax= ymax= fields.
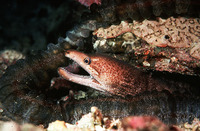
xmin=58 ymin=50 xmax=200 ymax=124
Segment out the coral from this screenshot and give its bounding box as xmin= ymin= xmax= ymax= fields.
xmin=95 ymin=0 xmax=199 ymax=22
xmin=0 ymin=121 xmax=44 ymax=131
xmin=47 ymin=106 xmax=121 ymax=130
xmin=4 ymin=115 xmax=200 ymax=131
xmin=94 ymin=17 xmax=200 ymax=48
xmin=93 ymin=17 xmax=200 ymax=75
xmin=47 ymin=107 xmax=184 ymax=131
xmin=190 ymin=42 xmax=200 ymax=59
xmin=63 ymin=20 xmax=97 ymax=48
xmin=182 ymin=118 xmax=200 ymax=131
xmin=77 ymin=0 xmax=101 ymax=7
xmin=93 ymin=31 xmax=200 ymax=75
xmin=0 ymin=50 xmax=25 ymax=77
xmin=121 ymin=116 xmax=169 ymax=131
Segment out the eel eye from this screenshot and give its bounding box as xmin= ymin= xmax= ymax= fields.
xmin=83 ymin=57 xmax=91 ymax=65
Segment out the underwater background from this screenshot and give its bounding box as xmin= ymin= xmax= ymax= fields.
xmin=0 ymin=0 xmax=200 ymax=130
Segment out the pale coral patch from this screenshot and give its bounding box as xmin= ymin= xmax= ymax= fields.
xmin=190 ymin=41 xmax=200 ymax=59
xmin=77 ymin=0 xmax=101 ymax=7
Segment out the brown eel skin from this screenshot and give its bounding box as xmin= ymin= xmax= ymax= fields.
xmin=0 ymin=0 xmax=200 ymax=127
xmin=58 ymin=50 xmax=196 ymax=97
xmin=58 ymin=50 xmax=200 ymax=124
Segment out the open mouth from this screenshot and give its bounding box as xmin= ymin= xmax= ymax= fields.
xmin=58 ymin=61 xmax=100 ymax=86
xmin=58 ymin=62 xmax=104 ymax=92
xmin=60 ymin=66 xmax=93 ymax=80
xmin=57 ymin=50 xmax=106 ymax=93
xmin=62 ymin=61 xmax=93 ymax=79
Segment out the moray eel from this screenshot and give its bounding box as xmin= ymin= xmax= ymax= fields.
xmin=58 ymin=50 xmax=200 ymax=97
xmin=58 ymin=50 xmax=200 ymax=124
xmin=58 ymin=49 xmax=148 ymax=96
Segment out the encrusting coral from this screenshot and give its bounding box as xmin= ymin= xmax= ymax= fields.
xmin=94 ymin=17 xmax=200 ymax=54
xmin=94 ymin=17 xmax=200 ymax=49
xmin=93 ymin=17 xmax=200 ymax=75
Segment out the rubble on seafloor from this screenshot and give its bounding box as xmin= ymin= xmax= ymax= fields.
xmin=0 ymin=106 xmax=199 ymax=131
xmin=0 ymin=50 xmax=25 ymax=77
xmin=0 ymin=121 xmax=44 ymax=131
xmin=44 ymin=107 xmax=200 ymax=131
xmin=93 ymin=17 xmax=200 ymax=75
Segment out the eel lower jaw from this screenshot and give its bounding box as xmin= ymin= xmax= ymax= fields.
xmin=58 ymin=67 xmax=104 ymax=91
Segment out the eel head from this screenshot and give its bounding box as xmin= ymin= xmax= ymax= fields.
xmin=58 ymin=50 xmax=135 ymax=96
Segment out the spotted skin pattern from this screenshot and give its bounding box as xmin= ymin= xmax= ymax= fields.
xmin=58 ymin=50 xmax=197 ymax=97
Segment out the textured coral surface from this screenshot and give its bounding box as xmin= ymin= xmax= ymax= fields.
xmin=94 ymin=17 xmax=200 ymax=49
xmin=93 ymin=17 xmax=200 ymax=75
